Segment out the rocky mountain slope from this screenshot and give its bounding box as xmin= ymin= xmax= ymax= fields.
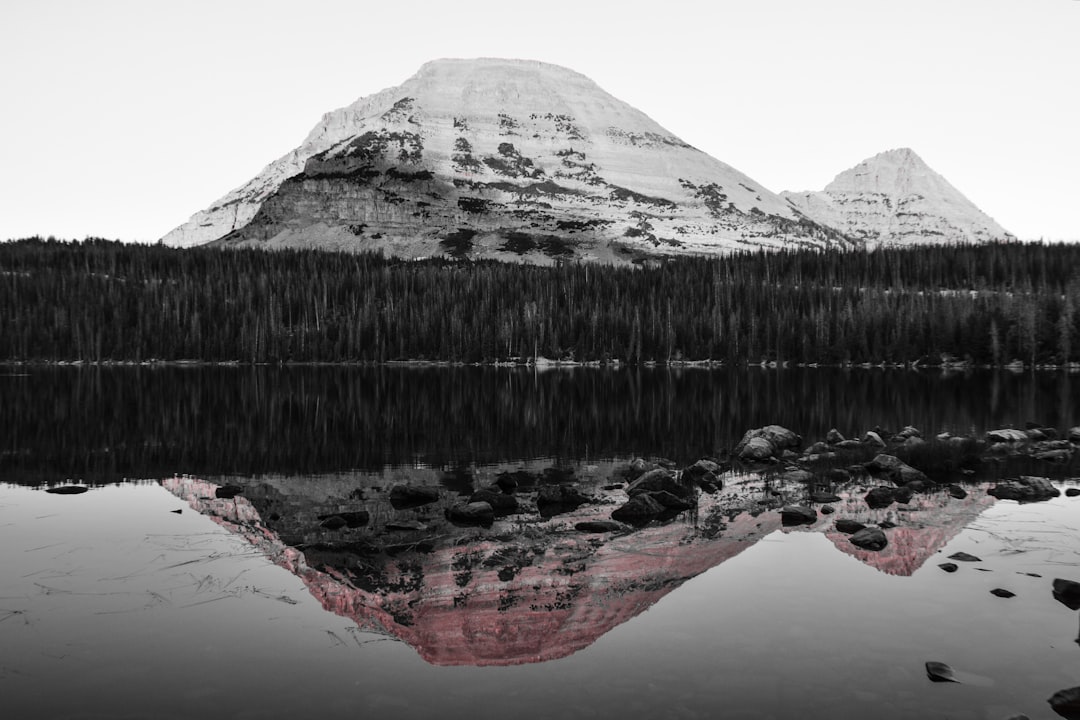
xmin=162 ymin=58 xmax=848 ymax=262
xmin=781 ymin=148 xmax=1014 ymax=246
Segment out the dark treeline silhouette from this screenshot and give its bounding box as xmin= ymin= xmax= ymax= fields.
xmin=2 ymin=237 xmax=1080 ymax=365
xmin=2 ymin=366 xmax=1074 ymax=482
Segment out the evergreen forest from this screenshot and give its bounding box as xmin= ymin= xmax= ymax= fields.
xmin=2 ymin=237 xmax=1079 ymax=366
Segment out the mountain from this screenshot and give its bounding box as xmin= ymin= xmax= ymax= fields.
xmin=161 ymin=58 xmax=848 ymax=262
xmin=781 ymin=148 xmax=1014 ymax=246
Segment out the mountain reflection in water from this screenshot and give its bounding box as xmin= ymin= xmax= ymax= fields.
xmin=162 ymin=464 xmax=998 ymax=667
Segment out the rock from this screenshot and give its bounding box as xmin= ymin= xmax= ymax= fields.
xmin=46 ymin=485 xmax=89 ymax=495
xmin=320 ymin=515 xmax=348 ymax=530
xmin=835 ymin=440 xmax=864 ymax=450
xmin=738 ymin=436 xmax=777 ymax=461
xmin=1067 ymin=488 xmax=1080 ymax=497
xmin=684 ymin=459 xmax=721 ymax=477
xmin=864 ymin=486 xmax=895 ymax=509
xmin=611 ymin=493 xmax=666 ymax=523
xmin=390 ymin=484 xmax=440 ymax=508
xmin=1048 ymin=686 xmax=1080 ymax=719
xmin=866 ymin=454 xmax=928 ymax=485
xmin=987 ymin=428 xmax=1029 ymax=443
xmin=804 ymin=441 xmax=830 ymax=455
xmin=170 ymin=508 xmax=183 ymax=514
xmin=693 ymin=472 xmax=722 ymax=494
xmin=835 ymin=518 xmax=866 ymax=534
xmin=878 ymin=520 xmax=897 ymax=529
xmin=825 ymin=468 xmax=851 ymax=483
xmin=470 ymin=488 xmax=518 ymax=515
xmin=447 ymin=501 xmax=494 ymax=525
xmin=536 ymin=484 xmax=590 ymax=509
xmin=215 ymin=484 xmax=244 ymax=499
xmin=1035 ymin=449 xmax=1073 ymax=463
xmin=780 ymin=505 xmax=817 ymax=526
xmin=646 ymin=490 xmax=694 ymax=511
xmin=988 ymin=476 xmax=1061 ymax=503
xmin=810 ymin=491 xmax=842 ymax=503
xmin=925 ymin=661 xmax=959 ymax=683
xmin=1027 ymin=428 xmax=1049 ymax=441
xmin=893 ymin=486 xmax=915 ymax=504
xmin=386 ymin=520 xmax=427 ymax=531
xmin=849 ymin=527 xmax=888 ymax=551
xmin=627 ymin=469 xmax=690 ymax=498
xmin=1069 ymin=427 xmax=1080 ymax=443
xmin=902 ymin=436 xmax=926 ymax=449
xmin=947 ymin=484 xmax=968 ymax=499
xmin=1052 ymin=578 xmax=1080 ymax=611
xmin=734 ymin=425 xmax=801 ymax=460
xmin=575 ymin=520 xmax=624 ymax=533
xmin=939 ymin=562 xmax=959 ymax=573
xmin=863 ymin=431 xmax=886 ymax=447
xmin=897 ymin=425 xmax=922 ymax=439
xmin=990 ymin=588 xmax=1016 ymax=598
xmin=949 ymin=551 xmax=982 ymax=562
xmin=820 ymin=504 xmax=835 ymax=515
xmin=826 ymin=428 xmax=845 ymax=444
xmin=777 ymin=469 xmax=815 ymax=484
xmin=626 ymin=457 xmax=655 ymax=481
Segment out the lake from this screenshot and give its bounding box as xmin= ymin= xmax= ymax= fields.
xmin=2 ymin=366 xmax=1080 ymax=719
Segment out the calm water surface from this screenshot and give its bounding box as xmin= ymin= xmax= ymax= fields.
xmin=2 ymin=367 xmax=1080 ymax=719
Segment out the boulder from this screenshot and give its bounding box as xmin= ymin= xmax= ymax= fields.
xmin=864 ymin=486 xmax=896 ymax=509
xmin=646 ymin=490 xmax=695 ymax=511
xmin=738 ymin=436 xmax=777 ymax=461
xmin=215 ymin=484 xmax=244 ymax=499
xmin=810 ymin=491 xmax=842 ymax=503
xmin=447 ymin=501 xmax=494 ymax=525
xmin=611 ymin=493 xmax=666 ymax=523
xmin=820 ymin=505 xmax=835 ymax=515
xmin=734 ymin=425 xmax=801 ymax=460
xmin=825 ymin=468 xmax=851 ymax=483
xmin=1048 ymin=686 xmax=1080 ymax=718
xmin=470 ymin=488 xmax=519 ymax=515
xmin=850 ymin=527 xmax=888 ymax=551
xmin=1052 ymin=578 xmax=1080 ymax=611
xmin=947 ymin=484 xmax=968 ymax=499
xmin=987 ymin=428 xmax=1029 ymax=443
xmin=896 ymin=425 xmax=923 ymax=439
xmin=625 ymin=457 xmax=655 ymax=481
xmin=988 ymin=476 xmax=1061 ymax=502
xmin=826 ymin=428 xmax=846 ymax=444
xmin=777 ymin=469 xmax=815 ymax=484
xmin=1035 ymin=449 xmax=1073 ymax=463
xmin=866 ymin=454 xmax=928 ymax=485
xmin=684 ymin=458 xmax=722 ymax=477
xmin=627 ymin=469 xmax=689 ymax=498
xmin=390 ymin=484 xmax=440 ymax=509
xmin=835 ymin=518 xmax=866 ymax=534
xmin=863 ymin=431 xmax=886 ymax=447
xmin=893 ymin=486 xmax=915 ymax=504
xmin=835 ymin=440 xmax=864 ymax=450
xmin=536 ymin=484 xmax=589 ymax=508
xmin=780 ymin=505 xmax=817 ymax=526
xmin=1067 ymin=488 xmax=1080 ymax=497
xmin=1069 ymin=427 xmax=1080 ymax=443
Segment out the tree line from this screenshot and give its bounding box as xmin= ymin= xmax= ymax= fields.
xmin=2 ymin=237 xmax=1079 ymax=366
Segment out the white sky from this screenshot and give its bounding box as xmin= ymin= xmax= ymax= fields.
xmin=1 ymin=0 xmax=1077 ymax=242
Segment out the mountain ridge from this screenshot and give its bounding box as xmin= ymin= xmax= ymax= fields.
xmin=162 ymin=57 xmax=849 ymax=261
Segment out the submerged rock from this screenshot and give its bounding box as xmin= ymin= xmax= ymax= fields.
xmin=849 ymin=527 xmax=888 ymax=551
xmin=864 ymin=486 xmax=895 ymax=509
xmin=611 ymin=493 xmax=666 ymax=523
xmin=447 ymin=501 xmax=494 ymax=525
xmin=780 ymin=505 xmax=817 ymax=526
xmin=835 ymin=518 xmax=866 ymax=535
xmin=947 ymin=484 xmax=968 ymax=499
xmin=390 ymin=484 xmax=440 ymax=508
xmin=575 ymin=520 xmax=624 ymax=534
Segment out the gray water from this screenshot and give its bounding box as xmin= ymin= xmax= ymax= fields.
xmin=2 ymin=367 xmax=1080 ymax=719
